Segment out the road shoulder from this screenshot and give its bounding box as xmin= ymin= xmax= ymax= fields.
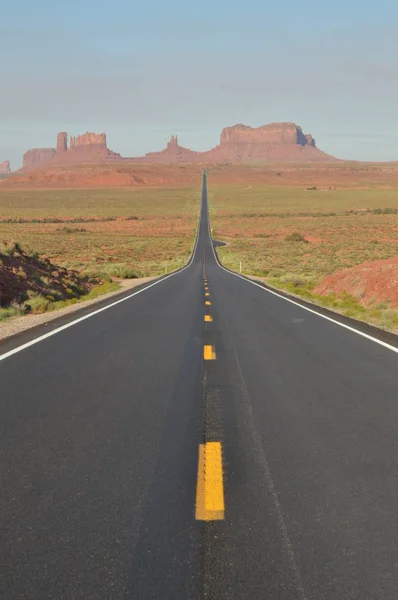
xmin=0 ymin=277 xmax=155 ymax=343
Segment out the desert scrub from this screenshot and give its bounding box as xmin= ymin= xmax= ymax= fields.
xmin=0 ymin=306 xmax=24 ymax=321
xmin=102 ymin=264 xmax=140 ymax=279
xmin=0 ymin=187 xmax=199 ymax=278
xmin=16 ymin=282 xmax=120 ymax=316
xmin=83 ymin=280 xmax=119 ymax=300
xmin=23 ymin=294 xmax=51 ymax=313
xmin=285 ymin=232 xmax=308 ymax=243
xmin=57 ymin=226 xmax=87 ymax=233
xmin=0 ymin=241 xmax=22 ymax=257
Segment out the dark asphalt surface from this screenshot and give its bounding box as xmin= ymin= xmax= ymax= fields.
xmin=1 ymin=174 xmax=398 ymax=598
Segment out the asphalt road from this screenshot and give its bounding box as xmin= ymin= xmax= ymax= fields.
xmin=1 ymin=174 xmax=398 ymax=599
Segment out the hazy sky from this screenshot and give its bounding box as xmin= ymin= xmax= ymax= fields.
xmin=2 ymin=0 xmax=398 ymax=168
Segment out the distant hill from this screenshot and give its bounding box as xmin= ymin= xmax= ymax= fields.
xmin=142 ymin=123 xmax=335 ymax=164
xmin=16 ymin=122 xmax=336 ymax=172
xmin=0 ymin=160 xmax=11 ymax=175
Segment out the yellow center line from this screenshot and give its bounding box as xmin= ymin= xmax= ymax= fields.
xmin=204 ymin=315 xmax=213 ymax=322
xmin=205 ymin=300 xmax=211 ymax=306
xmin=205 ymin=292 xmax=210 ymax=297
xmin=196 ymin=442 xmax=224 ymax=521
xmin=204 ymin=345 xmax=216 ymax=360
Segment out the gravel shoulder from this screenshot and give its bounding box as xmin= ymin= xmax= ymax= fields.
xmin=0 ymin=277 xmax=155 ymax=342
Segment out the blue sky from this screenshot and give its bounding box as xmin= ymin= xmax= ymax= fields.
xmin=2 ymin=0 xmax=398 ymax=168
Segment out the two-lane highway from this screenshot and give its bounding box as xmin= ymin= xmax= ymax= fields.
xmin=2 ymin=174 xmax=398 ymax=598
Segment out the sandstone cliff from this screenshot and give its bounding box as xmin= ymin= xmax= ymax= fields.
xmin=19 ymin=121 xmax=335 ymax=172
xmin=208 ymin=122 xmax=326 ymax=162
xmin=69 ymin=132 xmax=107 ymax=151
xmin=57 ymin=132 xmax=67 ymax=153
xmin=23 ymin=149 xmax=56 ymax=170
xmin=0 ymin=160 xmax=11 ymax=174
xmin=65 ymin=132 xmax=121 ymax=162
xmin=144 ymin=135 xmax=199 ymax=163
xmin=140 ymin=122 xmax=334 ymax=163
xmin=21 ymin=131 xmax=121 ymax=171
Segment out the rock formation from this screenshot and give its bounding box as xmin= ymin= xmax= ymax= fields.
xmin=167 ymin=135 xmax=178 ymax=149
xmin=144 ymin=135 xmax=199 ymax=162
xmin=23 ymin=149 xmax=56 ymax=170
xmin=66 ymin=132 xmax=115 ymax=160
xmin=19 ymin=122 xmax=334 ymax=172
xmin=21 ymin=131 xmax=121 ymax=171
xmin=0 ymin=160 xmax=11 ymax=174
xmin=141 ymin=123 xmax=333 ymax=163
xmin=305 ymin=134 xmax=315 ymax=147
xmin=209 ymin=123 xmax=322 ymax=161
xmin=64 ymin=132 xmax=121 ymax=163
xmin=71 ymin=132 xmax=107 ymax=149
xmin=57 ymin=132 xmax=68 ymax=153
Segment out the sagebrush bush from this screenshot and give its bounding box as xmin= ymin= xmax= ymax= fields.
xmin=285 ymin=232 xmax=307 ymax=243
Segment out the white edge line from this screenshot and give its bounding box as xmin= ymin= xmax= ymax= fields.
xmin=205 ymin=177 xmax=398 ymax=356
xmin=0 ymin=191 xmax=204 ymax=363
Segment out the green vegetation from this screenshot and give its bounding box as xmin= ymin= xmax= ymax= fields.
xmin=0 ymin=280 xmax=120 ymax=323
xmin=77 ymin=280 xmax=119 ymax=301
xmin=0 ymin=240 xmax=123 ymax=322
xmin=0 ymin=306 xmax=24 ymax=322
xmin=285 ymin=232 xmax=307 ymax=243
xmin=209 ymin=184 xmax=398 ymax=332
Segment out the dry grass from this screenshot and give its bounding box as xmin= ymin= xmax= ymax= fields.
xmin=0 ymin=187 xmax=200 ymax=277
xmin=209 ymin=184 xmax=398 ymax=330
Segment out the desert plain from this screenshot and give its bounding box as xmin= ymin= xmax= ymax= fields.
xmin=2 ymin=122 xmax=398 ymax=332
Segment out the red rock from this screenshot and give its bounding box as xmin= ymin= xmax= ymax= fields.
xmin=305 ymin=134 xmax=315 ymax=147
xmin=144 ymin=135 xmax=199 ymax=163
xmin=0 ymin=160 xmax=11 ymax=173
xmin=18 ymin=122 xmax=334 ymax=172
xmin=58 ymin=131 xmax=121 ymax=163
xmin=20 ymin=131 xmax=122 ymax=171
xmin=140 ymin=122 xmax=334 ymax=163
xmin=73 ymin=132 xmax=107 ymax=148
xmin=209 ymin=122 xmax=327 ymax=162
xmin=167 ymin=135 xmax=178 ymax=149
xmin=57 ymin=132 xmax=67 ymax=153
xmin=69 ymin=132 xmax=107 ymax=151
xmin=23 ymin=148 xmax=56 ymax=170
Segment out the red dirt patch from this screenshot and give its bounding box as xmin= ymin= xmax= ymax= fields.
xmin=4 ymin=163 xmax=204 ymax=189
xmin=6 ymin=161 xmax=398 ymax=190
xmin=315 ymin=258 xmax=398 ymax=307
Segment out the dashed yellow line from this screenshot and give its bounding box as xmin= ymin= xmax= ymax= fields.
xmin=204 ymin=315 xmax=213 ymax=322
xmin=206 ymin=300 xmax=211 ymax=306
xmin=205 ymin=292 xmax=210 ymax=297
xmin=196 ymin=442 xmax=224 ymax=520
xmin=204 ymin=345 xmax=216 ymax=360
